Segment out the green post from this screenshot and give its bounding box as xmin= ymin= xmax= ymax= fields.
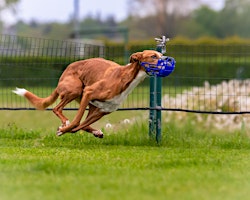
xmin=149 ymin=36 xmax=169 ymax=143
xmin=156 ymin=76 xmax=162 ymax=143
xmin=149 ymin=76 xmax=157 ymax=138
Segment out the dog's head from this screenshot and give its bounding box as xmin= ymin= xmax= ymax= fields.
xmin=129 ymin=50 xmax=162 ymax=64
xmin=130 ymin=50 xmax=175 ymax=77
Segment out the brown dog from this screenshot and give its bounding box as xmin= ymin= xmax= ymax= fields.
xmin=13 ymin=50 xmax=163 ymax=138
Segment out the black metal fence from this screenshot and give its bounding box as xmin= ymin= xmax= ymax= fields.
xmin=1 ymin=34 xmax=250 ymax=114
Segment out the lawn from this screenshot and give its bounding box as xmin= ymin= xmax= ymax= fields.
xmin=0 ymin=114 xmax=250 ymax=200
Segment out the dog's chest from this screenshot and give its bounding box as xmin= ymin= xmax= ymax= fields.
xmin=90 ymin=71 xmax=147 ymax=112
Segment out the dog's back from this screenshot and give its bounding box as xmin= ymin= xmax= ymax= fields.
xmin=59 ymin=58 xmax=121 ymax=86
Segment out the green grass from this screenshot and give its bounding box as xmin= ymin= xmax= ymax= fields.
xmin=1 ymin=116 xmax=250 ymax=200
xmin=0 ymin=110 xmax=148 ymax=132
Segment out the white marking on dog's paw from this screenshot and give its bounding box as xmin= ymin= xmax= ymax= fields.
xmin=59 ymin=120 xmax=70 ymax=129
xmin=93 ymin=130 xmax=104 ymax=138
xmin=65 ymin=120 xmax=70 ymax=126
xmin=12 ymin=87 xmax=27 ymax=97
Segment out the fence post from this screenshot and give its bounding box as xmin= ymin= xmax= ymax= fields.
xmin=149 ymin=76 xmax=157 ymax=139
xmin=149 ymin=36 xmax=168 ymax=143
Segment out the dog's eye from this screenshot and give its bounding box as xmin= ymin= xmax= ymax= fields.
xmin=151 ymin=55 xmax=157 ymax=59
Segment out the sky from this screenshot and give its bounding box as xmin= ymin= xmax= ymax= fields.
xmin=4 ymin=0 xmax=128 ymax=24
xmin=2 ymin=0 xmax=225 ymax=25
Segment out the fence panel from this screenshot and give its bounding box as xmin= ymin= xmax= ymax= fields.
xmin=161 ymin=44 xmax=250 ymax=113
xmin=0 ymin=35 xmax=126 ymax=110
xmin=1 ymin=35 xmax=250 ymax=113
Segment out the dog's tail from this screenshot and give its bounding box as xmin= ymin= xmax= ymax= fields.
xmin=12 ymin=87 xmax=59 ymax=110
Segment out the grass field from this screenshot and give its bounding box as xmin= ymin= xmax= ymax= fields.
xmin=1 ymin=110 xmax=250 ymax=200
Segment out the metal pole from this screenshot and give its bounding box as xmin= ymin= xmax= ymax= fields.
xmin=123 ymin=28 xmax=129 ymax=63
xmin=73 ymin=0 xmax=80 ymax=39
xmin=149 ymin=36 xmax=169 ymax=143
xmin=156 ymin=76 xmax=162 ymax=143
xmin=149 ymin=76 xmax=157 ymax=139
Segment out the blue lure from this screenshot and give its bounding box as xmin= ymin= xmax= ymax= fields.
xmin=140 ymin=56 xmax=176 ymax=77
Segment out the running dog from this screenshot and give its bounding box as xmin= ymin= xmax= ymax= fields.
xmin=13 ymin=50 xmax=164 ymax=138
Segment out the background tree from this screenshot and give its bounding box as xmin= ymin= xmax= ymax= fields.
xmin=128 ymin=0 xmax=202 ymax=37
xmin=216 ymin=0 xmax=250 ymax=38
xmin=0 ymin=0 xmax=19 ymax=11
xmin=191 ymin=6 xmax=219 ymax=37
xmin=188 ymin=0 xmax=250 ymax=38
xmin=6 ymin=0 xmax=250 ymax=41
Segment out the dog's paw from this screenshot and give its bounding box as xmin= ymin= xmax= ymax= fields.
xmin=93 ymin=130 xmax=104 ymax=138
xmin=56 ymin=120 xmax=72 ymax=136
xmin=59 ymin=120 xmax=70 ymax=129
xmin=56 ymin=128 xmax=64 ymax=136
xmin=57 ymin=120 xmax=70 ymax=135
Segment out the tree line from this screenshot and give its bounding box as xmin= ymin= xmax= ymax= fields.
xmin=1 ymin=0 xmax=250 ymax=41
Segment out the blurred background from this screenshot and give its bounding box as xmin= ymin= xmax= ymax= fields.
xmin=1 ymin=0 xmax=249 ymax=41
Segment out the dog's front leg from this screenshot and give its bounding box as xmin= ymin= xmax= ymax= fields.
xmin=81 ymin=126 xmax=104 ymax=138
xmin=71 ymin=109 xmax=108 ymax=137
xmin=73 ymin=104 xmax=106 ymax=137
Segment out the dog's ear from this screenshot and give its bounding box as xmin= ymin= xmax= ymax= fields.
xmin=130 ymin=52 xmax=143 ymax=63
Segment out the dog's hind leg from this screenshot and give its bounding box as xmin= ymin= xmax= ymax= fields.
xmin=58 ymin=80 xmax=112 ymax=135
xmin=53 ymin=97 xmax=75 ymax=130
xmin=55 ymin=78 xmax=86 ymax=135
xmin=57 ymin=82 xmax=103 ymax=135
xmin=54 ymin=79 xmax=83 ymax=135
xmin=57 ymin=89 xmax=91 ymax=135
